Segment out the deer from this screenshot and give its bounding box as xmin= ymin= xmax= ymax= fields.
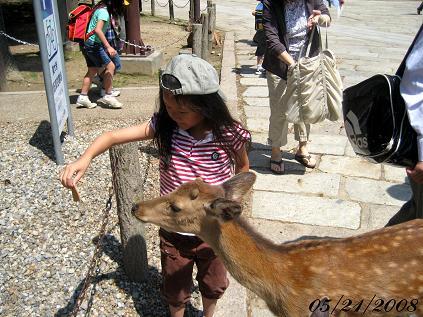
xmin=132 ymin=172 xmax=423 ymax=317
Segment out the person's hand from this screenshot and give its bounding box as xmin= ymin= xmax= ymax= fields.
xmin=60 ymin=157 xmax=91 ymax=189
xmin=406 ymin=161 xmax=423 ymax=184
xmin=307 ymin=10 xmax=321 ymax=30
xmin=107 ymin=46 xmax=117 ymax=57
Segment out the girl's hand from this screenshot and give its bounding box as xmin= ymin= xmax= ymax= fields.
xmin=107 ymin=46 xmax=117 ymax=57
xmin=307 ymin=10 xmax=321 ymax=30
xmin=60 ymin=157 xmax=91 ymax=189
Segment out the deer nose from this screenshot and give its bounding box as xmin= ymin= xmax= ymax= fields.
xmin=131 ymin=203 xmax=139 ymax=214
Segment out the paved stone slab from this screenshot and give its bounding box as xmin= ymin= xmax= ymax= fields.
xmin=254 ymin=172 xmax=340 ymax=198
xmin=344 ymin=142 xmax=357 ymax=157
xmin=244 ymin=106 xmax=270 ymax=119
xmin=307 ymin=134 xmax=348 ymax=156
xmin=239 ymin=72 xmax=259 ymax=78
xmin=237 ymin=58 xmax=256 ymax=67
xmin=247 ymin=117 xmax=270 ymax=133
xmin=252 ymin=191 xmax=361 ymax=229
xmin=383 ymin=164 xmax=408 ymax=184
xmin=319 ymin=155 xmax=381 ymax=179
xmin=243 ymin=97 xmax=269 ymax=108
xmin=251 ymin=307 xmax=275 ymax=317
xmin=215 ymin=275 xmax=247 ymax=317
xmin=345 ymin=177 xmax=411 ymax=206
xmin=240 ymin=77 xmax=268 ymax=86
xmin=364 ymin=204 xmax=400 ymax=231
xmin=242 ymin=86 xmax=268 ymax=98
xmin=249 ymin=133 xmax=297 ymax=151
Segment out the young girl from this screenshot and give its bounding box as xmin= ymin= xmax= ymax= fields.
xmin=77 ymin=0 xmax=124 ymax=109
xmin=60 ymin=54 xmax=251 ymax=317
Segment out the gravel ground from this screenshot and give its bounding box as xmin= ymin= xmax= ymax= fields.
xmin=0 ymin=118 xmax=202 ymax=317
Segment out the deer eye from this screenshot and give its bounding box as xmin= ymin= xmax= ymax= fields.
xmin=170 ymin=204 xmax=182 ymax=213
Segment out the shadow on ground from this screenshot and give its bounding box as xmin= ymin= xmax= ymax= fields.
xmin=29 ymin=120 xmax=63 ymax=162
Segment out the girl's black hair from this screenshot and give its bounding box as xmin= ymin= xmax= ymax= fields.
xmin=101 ymin=0 xmax=125 ymax=16
xmin=154 ymin=82 xmax=251 ymax=169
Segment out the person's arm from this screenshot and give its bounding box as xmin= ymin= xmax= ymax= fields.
xmin=95 ymin=17 xmax=117 ymax=57
xmin=262 ymin=0 xmax=294 ymax=66
xmin=60 ymin=121 xmax=154 ymax=189
xmin=234 ymin=145 xmax=250 ymax=174
xmin=401 ymin=26 xmax=423 ymax=183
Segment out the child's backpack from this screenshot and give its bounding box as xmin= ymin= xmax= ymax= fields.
xmin=254 ymin=1 xmax=264 ymax=31
xmin=67 ymin=4 xmax=103 ymax=43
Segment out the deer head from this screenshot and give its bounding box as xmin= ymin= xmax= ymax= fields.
xmin=132 ymin=172 xmax=256 ymax=235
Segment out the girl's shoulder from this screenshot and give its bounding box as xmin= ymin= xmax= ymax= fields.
xmin=221 ymin=123 xmax=251 ymax=149
xmin=93 ymin=6 xmax=109 ymax=19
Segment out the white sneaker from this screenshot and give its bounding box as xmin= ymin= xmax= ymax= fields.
xmin=92 ymin=75 xmax=103 ymax=87
xmin=100 ymin=95 xmax=123 ymax=109
xmin=100 ymin=88 xmax=121 ymax=97
xmin=255 ymin=65 xmax=266 ymax=75
xmin=76 ymin=95 xmax=97 ymax=109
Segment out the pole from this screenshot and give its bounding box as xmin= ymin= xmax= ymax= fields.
xmin=151 ymin=0 xmax=155 ymax=16
xmin=110 ymin=144 xmax=148 ymax=282
xmin=192 ymin=23 xmax=202 ymax=57
xmin=169 ymin=0 xmax=174 ymax=22
xmin=201 ymin=13 xmax=209 ymax=61
xmin=194 ymin=0 xmax=200 ymax=22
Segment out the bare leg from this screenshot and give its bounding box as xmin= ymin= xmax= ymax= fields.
xmin=81 ymin=67 xmax=98 ymax=94
xmin=296 ymin=141 xmax=316 ymax=168
xmin=103 ymin=61 xmax=116 ymax=95
xmin=169 ymin=304 xmax=185 ymax=317
xmin=202 ymin=297 xmax=218 ymax=317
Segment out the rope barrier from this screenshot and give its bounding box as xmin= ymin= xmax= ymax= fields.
xmin=0 ymin=30 xmax=39 ymax=47
xmin=155 ymin=0 xmax=169 ymax=7
xmin=173 ymin=0 xmax=190 ymax=9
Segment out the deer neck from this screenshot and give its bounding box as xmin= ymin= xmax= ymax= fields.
xmin=202 ymin=219 xmax=290 ymax=312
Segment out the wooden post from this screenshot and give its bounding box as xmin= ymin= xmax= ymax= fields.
xmin=151 ymin=0 xmax=155 ymax=16
xmin=201 ymin=13 xmax=209 ymax=61
xmin=169 ymin=0 xmax=174 ymax=22
xmin=192 ymin=23 xmax=202 ymax=57
xmin=208 ymin=2 xmax=216 ymax=53
xmin=109 ymin=144 xmax=148 ymax=282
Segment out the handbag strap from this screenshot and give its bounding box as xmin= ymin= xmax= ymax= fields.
xmin=304 ymin=23 xmax=329 ymax=57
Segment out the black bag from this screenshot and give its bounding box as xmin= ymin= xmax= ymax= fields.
xmin=342 ymin=26 xmax=422 ymax=168
xmin=343 ymin=74 xmax=417 ymax=167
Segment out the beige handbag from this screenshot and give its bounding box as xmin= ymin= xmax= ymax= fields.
xmin=284 ymin=25 xmax=343 ymax=124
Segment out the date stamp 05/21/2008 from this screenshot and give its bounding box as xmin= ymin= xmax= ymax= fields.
xmin=309 ymin=296 xmax=419 ymax=315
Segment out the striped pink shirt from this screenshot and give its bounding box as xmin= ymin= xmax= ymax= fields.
xmin=150 ymin=114 xmax=251 ymax=196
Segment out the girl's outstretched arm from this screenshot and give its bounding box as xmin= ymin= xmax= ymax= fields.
xmin=235 ymin=145 xmax=250 ymax=174
xmin=60 ymin=121 xmax=154 ymax=189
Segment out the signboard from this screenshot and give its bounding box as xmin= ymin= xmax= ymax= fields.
xmin=33 ymin=0 xmax=74 ymax=164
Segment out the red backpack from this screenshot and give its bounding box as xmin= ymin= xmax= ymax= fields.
xmin=67 ymin=4 xmax=104 ymax=43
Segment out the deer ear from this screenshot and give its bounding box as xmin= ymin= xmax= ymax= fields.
xmin=190 ymin=187 xmax=199 ymax=200
xmin=208 ymin=198 xmax=242 ymax=221
xmin=222 ymin=172 xmax=256 ymax=202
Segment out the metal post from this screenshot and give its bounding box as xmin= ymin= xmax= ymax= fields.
xmin=194 ymin=0 xmax=200 ymax=22
xmin=33 ymin=0 xmax=74 ymax=164
xmin=169 ymin=0 xmax=174 ymax=22
xmin=151 ymin=0 xmax=155 ymax=16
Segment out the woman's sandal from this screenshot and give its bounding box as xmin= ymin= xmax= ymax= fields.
xmin=294 ymin=154 xmax=316 ymax=169
xmin=270 ymin=159 xmax=285 ymax=174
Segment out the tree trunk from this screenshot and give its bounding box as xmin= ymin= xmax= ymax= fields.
xmin=109 ymin=143 xmax=148 ymax=282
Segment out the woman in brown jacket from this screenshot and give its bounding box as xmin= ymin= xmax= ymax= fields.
xmin=262 ymin=0 xmax=330 ymax=174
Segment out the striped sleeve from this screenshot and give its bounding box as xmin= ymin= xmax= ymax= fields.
xmin=225 ymin=123 xmax=251 ymax=151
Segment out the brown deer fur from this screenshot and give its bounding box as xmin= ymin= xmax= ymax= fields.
xmin=132 ymin=172 xmax=423 ymax=317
